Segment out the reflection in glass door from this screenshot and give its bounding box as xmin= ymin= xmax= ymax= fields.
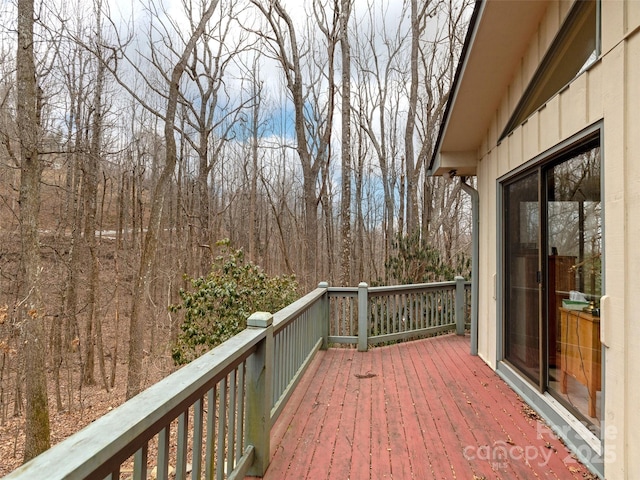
xmin=504 ymin=172 xmax=541 ymax=384
xmin=502 ymin=135 xmax=602 ymax=430
xmin=547 ymin=145 xmax=601 ymax=428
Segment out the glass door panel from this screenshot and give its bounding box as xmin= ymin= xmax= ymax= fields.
xmin=547 ymin=145 xmax=601 ymax=427
xmin=504 ymin=172 xmax=541 ymax=384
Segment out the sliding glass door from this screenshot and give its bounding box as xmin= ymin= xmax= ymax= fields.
xmin=547 ymin=144 xmax=602 ymax=427
xmin=502 ymin=134 xmax=602 ymax=428
xmin=504 ymin=172 xmax=541 ymax=385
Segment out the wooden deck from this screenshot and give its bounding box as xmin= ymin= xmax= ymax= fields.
xmin=249 ymin=334 xmax=594 ymax=479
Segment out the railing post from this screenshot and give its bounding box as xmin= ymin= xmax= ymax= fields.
xmin=358 ymin=282 xmax=369 ymax=352
xmin=455 ymin=276 xmax=465 ymax=335
xmin=318 ymin=282 xmax=329 ymax=350
xmin=245 ymin=312 xmax=274 ymax=477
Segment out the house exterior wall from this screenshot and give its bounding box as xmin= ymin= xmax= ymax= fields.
xmin=473 ymin=1 xmax=640 ymax=477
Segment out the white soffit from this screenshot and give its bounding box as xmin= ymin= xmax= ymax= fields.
xmin=440 ymin=0 xmax=550 ymax=155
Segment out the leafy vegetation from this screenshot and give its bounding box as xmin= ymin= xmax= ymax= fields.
xmin=170 ymin=240 xmax=299 ymax=365
xmin=384 ymin=232 xmax=471 ymax=285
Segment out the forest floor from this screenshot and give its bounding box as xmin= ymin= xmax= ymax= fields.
xmin=0 ymin=350 xmax=175 ymax=477
xmin=0 ymin=231 xmax=179 ymax=476
xmin=0 ymin=354 xmax=173 ymax=477
xmin=0 ymin=378 xmax=126 ymax=476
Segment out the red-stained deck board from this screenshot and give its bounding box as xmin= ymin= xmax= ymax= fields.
xmin=348 ymin=348 xmax=373 ymax=480
xmin=420 ymin=338 xmax=529 ymax=479
xmin=369 ymin=344 xmax=393 ymax=480
xmin=287 ymin=348 xmax=351 ymax=480
xmin=264 ymin=345 xmax=339 ymax=479
xmin=304 ymin=348 xmax=354 ymax=480
xmin=382 ymin=345 xmax=413 ymax=479
xmin=387 ymin=342 xmax=431 ymax=479
xmin=248 ymin=334 xmax=594 ymax=480
xmin=411 ymin=338 xmax=495 ymax=479
xmin=326 ymin=352 xmax=361 ymax=479
xmin=402 ymin=345 xmax=459 ymax=479
xmin=435 ymin=339 xmax=584 ymax=479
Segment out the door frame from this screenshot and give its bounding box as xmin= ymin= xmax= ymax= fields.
xmin=495 ymin=121 xmax=605 ymax=473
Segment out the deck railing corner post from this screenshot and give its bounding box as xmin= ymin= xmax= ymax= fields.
xmin=455 ymin=276 xmax=465 ymax=335
xmin=358 ymin=282 xmax=369 ymax=351
xmin=246 ymin=312 xmax=274 ymax=476
xmin=318 ymin=282 xmax=329 ymax=350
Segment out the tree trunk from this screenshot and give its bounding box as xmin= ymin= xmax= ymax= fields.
xmin=17 ymin=0 xmax=51 ymax=460
xmin=404 ymin=0 xmax=421 ymax=238
xmin=339 ymin=0 xmax=352 ymax=286
xmin=126 ymin=0 xmax=221 ymax=399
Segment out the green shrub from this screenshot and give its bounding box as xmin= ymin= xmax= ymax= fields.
xmin=170 ymin=239 xmax=298 ymax=364
xmin=384 ymin=232 xmax=470 ymax=285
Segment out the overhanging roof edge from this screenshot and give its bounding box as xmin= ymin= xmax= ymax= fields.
xmin=428 ymin=0 xmax=484 ymax=176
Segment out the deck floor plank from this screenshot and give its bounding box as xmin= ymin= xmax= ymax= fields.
xmin=303 ymin=348 xmax=354 ymax=480
xmin=266 ymin=346 xmax=341 ymax=479
xmin=249 ymin=334 xmax=594 ymax=480
xmin=348 ymin=348 xmax=374 ymax=480
xmin=328 ymin=350 xmax=361 ymax=479
xmin=381 ymin=345 xmax=413 ymax=479
xmin=435 ymin=338 xmax=584 ymax=479
xmin=421 ymin=338 xmax=527 ymax=479
xmin=368 ymin=344 xmax=393 ymax=480
xmin=388 ymin=340 xmax=431 ymax=479
xmin=412 ymin=337 xmax=495 ymax=479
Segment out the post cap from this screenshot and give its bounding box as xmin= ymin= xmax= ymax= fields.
xmin=247 ymin=311 xmax=273 ymax=328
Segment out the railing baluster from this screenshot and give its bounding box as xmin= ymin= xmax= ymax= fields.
xmin=133 ymin=445 xmax=148 ymax=480
xmin=392 ymin=294 xmax=397 ymax=333
xmin=176 ymin=410 xmax=189 ymax=480
xmin=157 ymin=425 xmax=170 ymax=480
xmin=216 ymin=376 xmax=227 ymax=480
xmin=103 ymin=468 xmax=120 ymax=480
xmin=299 ymin=314 xmax=304 ymax=361
xmin=285 ymin=325 xmax=291 ymax=385
xmin=205 ymin=385 xmax=217 ymax=480
xmin=402 ymin=293 xmax=407 ymax=332
xmin=227 ymin=369 xmax=237 ymax=474
xmin=279 ymin=327 xmax=283 ymax=394
xmin=385 ymin=295 xmax=390 ymax=334
xmin=372 ymin=298 xmax=378 ymax=336
xmin=192 ymin=398 xmax=204 ymax=480
xmin=236 ymin=362 xmax=245 ymax=462
xmin=350 ymin=296 xmax=354 ymax=336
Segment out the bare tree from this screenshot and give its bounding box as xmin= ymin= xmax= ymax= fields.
xmin=180 ymin=0 xmax=251 ymax=274
xmin=250 ymin=0 xmax=338 ymax=288
xmin=418 ymin=0 xmax=471 ymax=250
xmin=126 ymin=0 xmax=221 ymax=399
xmin=352 ymin=0 xmax=408 ymax=280
xmin=338 ymin=0 xmax=353 ymax=286
xmin=17 ymin=0 xmax=51 ymax=461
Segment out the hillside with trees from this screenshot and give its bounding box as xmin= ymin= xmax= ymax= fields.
xmin=0 ymin=0 xmax=472 ymax=471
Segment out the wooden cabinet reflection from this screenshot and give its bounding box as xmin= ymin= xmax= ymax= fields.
xmin=558 ymin=308 xmax=601 ymax=417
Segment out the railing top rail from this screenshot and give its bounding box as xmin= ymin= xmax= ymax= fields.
xmin=272 ymin=286 xmax=327 ymax=335
xmin=326 ymin=286 xmax=358 ymax=294
xmin=368 ymin=280 xmax=458 ymax=295
xmin=5 ymin=327 xmax=267 ymax=480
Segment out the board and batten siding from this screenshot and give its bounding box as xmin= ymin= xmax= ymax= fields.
xmin=473 ymin=1 xmax=640 ymax=478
